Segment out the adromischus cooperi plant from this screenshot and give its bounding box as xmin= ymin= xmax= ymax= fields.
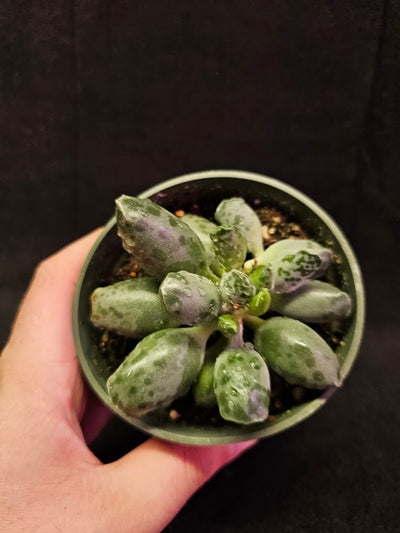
xmin=90 ymin=196 xmax=352 ymax=425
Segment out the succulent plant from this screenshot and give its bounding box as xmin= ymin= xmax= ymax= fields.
xmin=90 ymin=195 xmax=352 ymax=425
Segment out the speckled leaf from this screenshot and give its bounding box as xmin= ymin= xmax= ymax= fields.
xmin=214 ymin=348 xmax=270 ymax=424
xmin=116 ymin=195 xmax=211 ymax=281
xmin=107 ymin=326 xmax=211 ymax=416
xmin=254 ymin=317 xmax=341 ymax=389
xmin=270 ymin=249 xmax=328 ymax=293
xmin=159 ymin=271 xmax=221 ymax=325
xmin=270 ymin=279 xmax=352 ymax=323
xmin=247 ymin=239 xmax=333 ymax=293
xmin=219 ymin=269 xmax=257 ymax=312
xmin=214 ymin=197 xmax=264 ymax=257
xmin=181 ymin=214 xmax=218 ymax=267
xmin=210 ymin=225 xmax=247 ymax=274
xmin=248 ymin=265 xmax=273 ymax=291
xmin=257 ymin=239 xmax=331 ymax=274
xmin=217 ymin=314 xmax=240 ymax=337
xmin=90 ymin=278 xmax=178 ymax=338
xmin=248 ymin=289 xmax=271 ymax=316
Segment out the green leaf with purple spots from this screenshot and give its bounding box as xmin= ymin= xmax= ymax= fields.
xmin=159 ymin=270 xmax=221 ymax=325
xmin=116 ymin=195 xmax=211 ymax=281
xmin=219 ymin=269 xmax=257 ymax=312
xmin=254 ymin=316 xmax=341 ymax=388
xmin=214 ymin=348 xmax=270 ymax=424
xmin=180 ymin=214 xmax=218 ymax=267
xmin=90 ymin=278 xmax=179 ymax=338
xmin=210 ymin=225 xmax=247 ymax=274
xmin=245 ymin=239 xmax=333 ymax=293
xmin=270 ymin=279 xmax=352 ymax=323
xmin=107 ymin=325 xmax=212 ymax=416
xmin=214 ymin=197 xmax=264 ymax=257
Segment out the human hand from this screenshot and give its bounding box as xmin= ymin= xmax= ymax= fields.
xmin=0 ymin=230 xmax=256 ymax=533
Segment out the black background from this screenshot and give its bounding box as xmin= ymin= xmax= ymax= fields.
xmin=1 ymin=2 xmax=399 ymax=531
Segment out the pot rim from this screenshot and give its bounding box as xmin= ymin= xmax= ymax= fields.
xmin=73 ymin=169 xmax=365 ymax=445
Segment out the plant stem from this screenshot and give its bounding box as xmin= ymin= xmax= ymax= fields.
xmin=190 ymin=322 xmax=217 ymax=345
xmin=243 ymin=315 xmax=265 ymax=331
xmin=205 ymin=266 xmax=220 ymax=284
xmin=227 ymin=320 xmax=245 ymax=349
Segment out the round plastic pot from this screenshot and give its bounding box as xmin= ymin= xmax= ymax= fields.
xmin=73 ymin=170 xmax=365 ymax=445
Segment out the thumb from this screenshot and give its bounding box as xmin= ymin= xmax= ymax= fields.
xmin=99 ymin=437 xmax=256 ymax=533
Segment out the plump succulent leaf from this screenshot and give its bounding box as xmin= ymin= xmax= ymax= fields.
xmin=270 ymin=279 xmax=352 ymax=323
xmin=214 ymin=197 xmax=264 ymax=257
xmin=246 ymin=239 xmax=333 ymax=294
xmin=214 ymin=348 xmax=270 ymax=424
xmin=192 ymin=336 xmax=226 ymax=408
xmin=248 ymin=289 xmax=271 ymax=316
xmin=270 ymin=249 xmax=327 ymax=293
xmin=116 ymin=195 xmax=211 ymax=281
xmin=254 ymin=317 xmax=341 ymax=389
xmin=159 ymin=271 xmax=221 ymax=325
xmin=247 ymin=264 xmax=273 ymax=291
xmin=192 ymin=360 xmax=216 ymax=408
xmin=217 ymin=314 xmax=240 ymax=337
xmin=257 ymin=238 xmax=332 ymax=266
xmin=90 ymin=278 xmax=178 ymax=338
xmin=181 ymin=214 xmax=218 ymax=267
xmin=107 ymin=326 xmax=212 ymax=416
xmin=219 ymin=269 xmax=257 ymax=312
xmin=210 ymin=225 xmax=247 ymax=274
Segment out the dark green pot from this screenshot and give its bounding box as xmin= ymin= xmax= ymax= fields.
xmin=72 ymin=170 xmax=365 ymax=445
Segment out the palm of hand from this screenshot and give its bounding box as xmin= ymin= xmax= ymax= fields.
xmin=0 ymin=230 xmax=254 ymax=533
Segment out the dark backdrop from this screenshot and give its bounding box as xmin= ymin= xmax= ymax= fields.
xmin=1 ymin=2 xmax=399 ymax=532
